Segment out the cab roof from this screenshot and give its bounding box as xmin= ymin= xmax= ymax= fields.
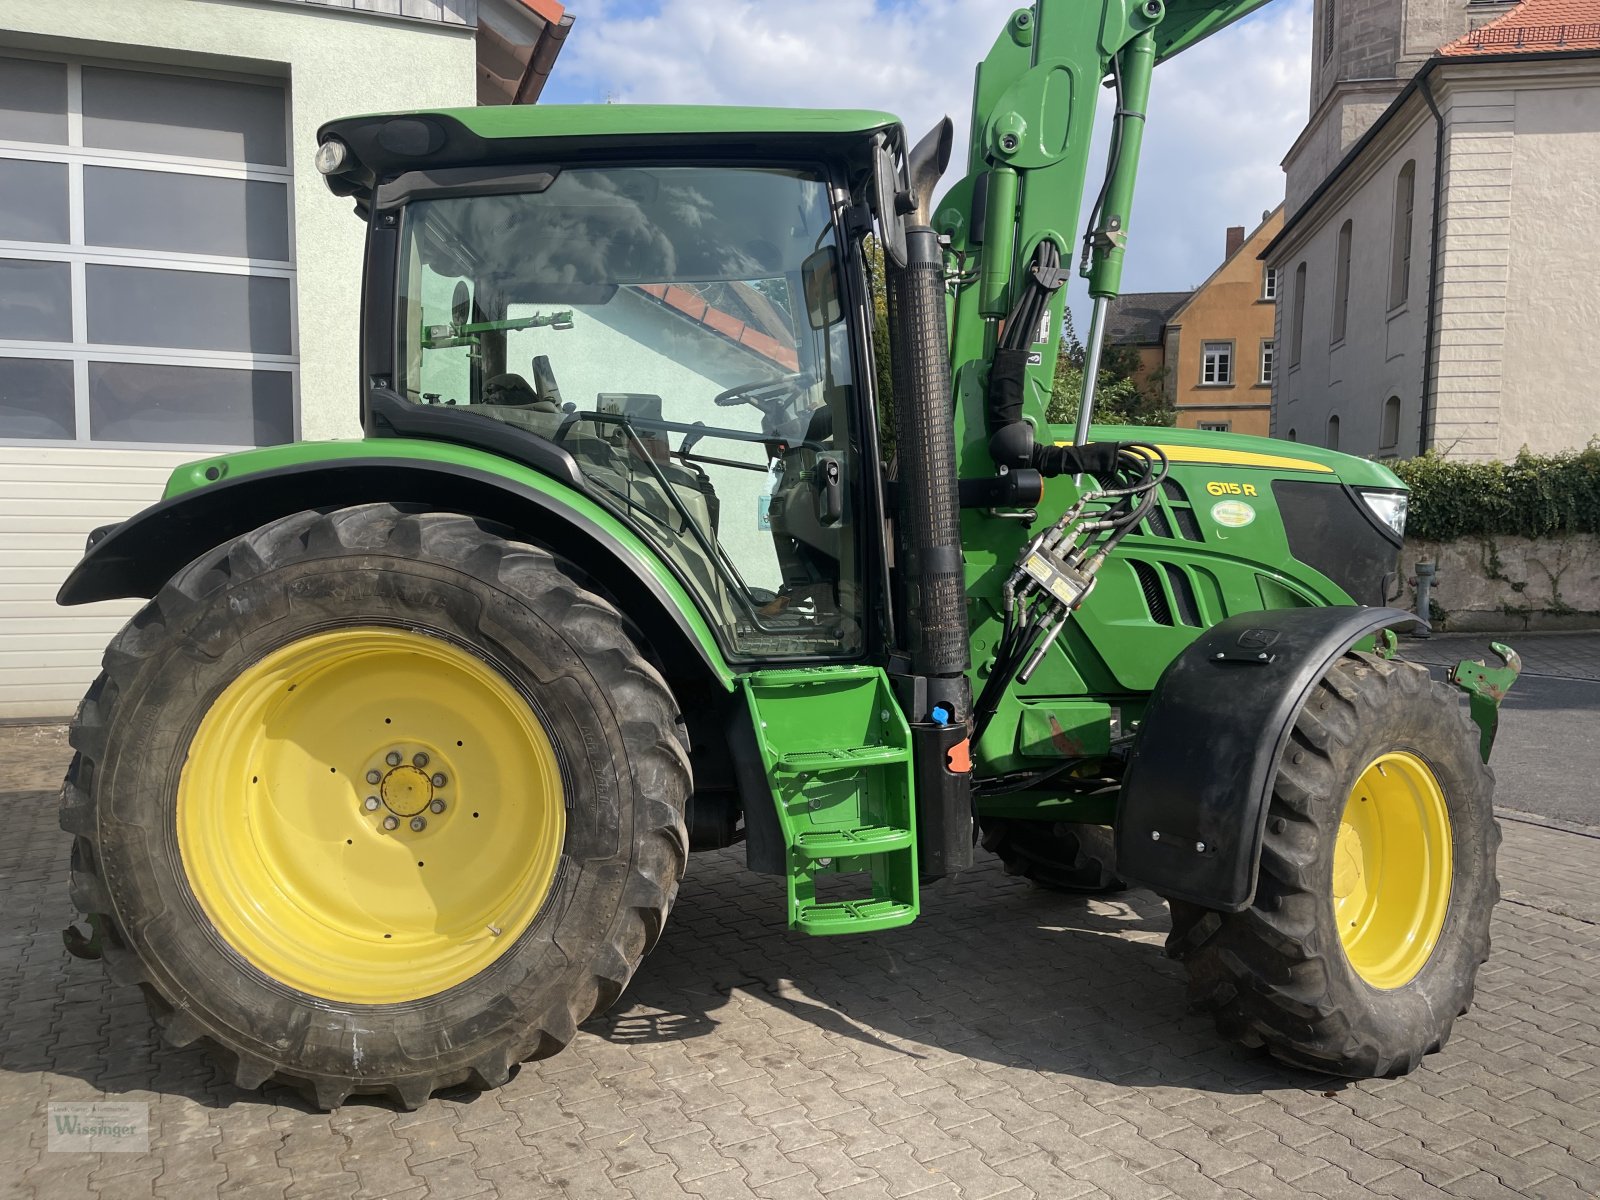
xmin=445 ymin=104 xmax=902 ymax=140
xmin=317 ymin=105 xmax=904 ymax=203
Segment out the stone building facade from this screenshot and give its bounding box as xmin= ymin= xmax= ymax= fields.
xmin=1264 ymin=0 xmax=1600 ymax=460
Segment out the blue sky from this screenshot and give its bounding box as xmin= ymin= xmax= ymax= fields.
xmin=540 ymin=0 xmax=1314 ymax=326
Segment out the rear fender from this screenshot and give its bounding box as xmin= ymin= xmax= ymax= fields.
xmin=1114 ymin=606 xmax=1421 ymax=911
xmin=57 ymin=454 xmax=735 ymax=695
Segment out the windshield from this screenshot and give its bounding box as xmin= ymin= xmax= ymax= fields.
xmin=396 ymin=164 xmax=864 ymax=659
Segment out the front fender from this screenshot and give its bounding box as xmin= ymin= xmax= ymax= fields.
xmin=1114 ymin=606 xmax=1421 ymax=911
xmin=58 ymin=441 xmax=735 ymax=693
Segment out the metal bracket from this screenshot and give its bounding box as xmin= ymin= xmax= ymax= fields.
xmin=62 ymin=914 xmax=107 ymax=961
xmin=1448 ymin=642 xmax=1521 ymax=762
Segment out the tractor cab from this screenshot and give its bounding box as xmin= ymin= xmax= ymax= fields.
xmin=319 ymin=107 xmax=904 ymax=661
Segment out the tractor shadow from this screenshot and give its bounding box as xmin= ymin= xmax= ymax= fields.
xmin=590 ymin=847 xmax=1344 ymax=1099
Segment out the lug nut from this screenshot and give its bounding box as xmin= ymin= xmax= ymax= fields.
xmin=366 ymin=770 xmax=382 ymax=784
xmin=431 ymin=773 xmax=447 ymax=788
xmin=383 ymin=815 xmax=399 ymax=831
xmin=429 ymin=799 xmax=446 ymax=814
xmin=364 ymin=796 xmax=381 ymax=811
xmin=413 ymin=752 xmax=429 ymax=768
xmin=410 ymin=816 xmax=427 ymax=832
xmin=386 ymin=751 xmax=402 ymax=767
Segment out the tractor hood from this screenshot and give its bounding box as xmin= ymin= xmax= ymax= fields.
xmin=1100 ymin=425 xmax=1407 ymax=492
xmin=314 ymin=105 xmax=904 ymax=207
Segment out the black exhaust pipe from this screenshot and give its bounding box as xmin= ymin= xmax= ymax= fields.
xmin=884 ymin=118 xmax=972 ymax=877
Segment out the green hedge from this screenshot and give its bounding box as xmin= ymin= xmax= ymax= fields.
xmin=1394 ymin=445 xmax=1600 ymax=542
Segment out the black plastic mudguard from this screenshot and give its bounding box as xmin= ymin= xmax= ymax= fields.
xmin=1114 ymin=606 xmax=1421 ymax=912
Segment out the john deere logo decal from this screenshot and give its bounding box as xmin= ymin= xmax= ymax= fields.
xmin=1211 ymin=499 xmax=1256 ymax=528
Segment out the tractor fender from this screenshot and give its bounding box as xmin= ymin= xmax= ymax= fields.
xmin=57 ymin=456 xmax=735 ymax=694
xmin=1114 ymin=606 xmax=1421 ymax=912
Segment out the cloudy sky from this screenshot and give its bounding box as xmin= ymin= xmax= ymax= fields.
xmin=541 ymin=0 xmax=1314 ymax=327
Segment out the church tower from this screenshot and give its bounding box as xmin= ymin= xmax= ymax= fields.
xmin=1287 ymin=0 xmax=1516 ymax=210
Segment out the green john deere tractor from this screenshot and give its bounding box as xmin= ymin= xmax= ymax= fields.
xmin=58 ymin=0 xmax=1519 ymax=1109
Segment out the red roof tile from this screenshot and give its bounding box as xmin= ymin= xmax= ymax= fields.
xmin=1441 ymin=0 xmax=1600 ymax=55
xmin=519 ymin=0 xmax=566 ymax=24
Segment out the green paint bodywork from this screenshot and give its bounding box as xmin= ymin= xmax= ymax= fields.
xmin=444 ymin=104 xmax=902 ymax=142
xmin=740 ymin=668 xmax=919 ymax=933
xmin=163 ymin=438 xmax=736 ymax=690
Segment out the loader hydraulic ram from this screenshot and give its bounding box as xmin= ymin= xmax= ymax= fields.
xmin=57 ymin=0 xmax=1514 ymax=1109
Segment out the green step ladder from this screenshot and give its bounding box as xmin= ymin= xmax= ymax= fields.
xmin=742 ymin=667 xmax=919 ymax=935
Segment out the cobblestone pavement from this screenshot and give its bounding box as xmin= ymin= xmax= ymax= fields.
xmin=5 ymin=721 xmax=1600 ymax=1200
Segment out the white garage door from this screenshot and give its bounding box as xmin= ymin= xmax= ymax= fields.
xmin=0 ymin=51 xmax=297 ymax=718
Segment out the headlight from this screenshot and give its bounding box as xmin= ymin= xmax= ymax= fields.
xmin=314 ymin=138 xmax=349 ymax=176
xmin=1358 ymin=489 xmax=1408 ymax=538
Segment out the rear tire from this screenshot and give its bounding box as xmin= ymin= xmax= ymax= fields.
xmin=61 ymin=503 xmax=690 ymax=1109
xmin=982 ymin=819 xmax=1126 ymax=893
xmin=1165 ymin=653 xmax=1497 ymax=1077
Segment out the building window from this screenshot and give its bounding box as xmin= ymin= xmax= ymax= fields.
xmin=1323 ymin=0 xmax=1336 ymax=60
xmin=1199 ymin=421 xmax=1232 ymax=432
xmin=1332 ymin=220 xmax=1353 ymax=343
xmin=1290 ymin=262 xmax=1307 ymax=366
xmin=1260 ymin=339 xmax=1275 ymax=385
xmin=1287 ymin=427 xmax=1297 ymax=441
xmin=1390 ymin=161 xmax=1416 ymax=311
xmin=0 ymin=53 xmax=296 ymax=447
xmin=1381 ymin=395 xmax=1401 ymax=448
xmin=1327 ymin=414 xmax=1341 ymax=450
xmin=1201 ymin=341 xmax=1234 ymax=385
xmin=1262 ymin=266 xmax=1278 ymax=301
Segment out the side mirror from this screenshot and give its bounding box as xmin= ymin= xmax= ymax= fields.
xmin=801 ymin=246 xmax=842 ymax=330
xmin=872 ymin=134 xmax=908 ymax=268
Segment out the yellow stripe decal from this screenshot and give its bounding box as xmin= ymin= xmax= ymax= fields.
xmin=1052 ymin=442 xmax=1336 ymax=473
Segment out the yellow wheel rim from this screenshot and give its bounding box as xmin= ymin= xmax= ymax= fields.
xmin=1333 ymin=751 xmax=1453 ymax=990
xmin=178 ymin=627 xmax=565 ymax=1005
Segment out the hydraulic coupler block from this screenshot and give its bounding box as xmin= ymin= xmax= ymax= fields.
xmin=1021 ymin=545 xmax=1096 ymax=611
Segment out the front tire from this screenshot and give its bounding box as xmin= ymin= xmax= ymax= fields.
xmin=61 ymin=504 xmax=690 ymax=1109
xmin=1166 ymin=652 xmax=1497 ymax=1077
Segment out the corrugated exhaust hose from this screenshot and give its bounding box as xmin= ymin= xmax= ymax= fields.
xmin=885 ymin=119 xmax=973 ymax=877
xmin=886 ymin=226 xmax=968 ymax=681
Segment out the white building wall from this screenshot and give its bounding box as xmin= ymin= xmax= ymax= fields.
xmin=1271 ymin=59 xmax=1600 ymax=465
xmin=0 ymin=0 xmax=475 ymax=717
xmin=1270 ymin=108 xmax=1436 ymax=458
xmin=1501 ymin=84 xmax=1600 ymax=457
xmin=1428 ymin=85 xmax=1515 ymax=460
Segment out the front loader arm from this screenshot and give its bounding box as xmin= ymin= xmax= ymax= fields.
xmin=934 ymin=0 xmax=1275 ymax=471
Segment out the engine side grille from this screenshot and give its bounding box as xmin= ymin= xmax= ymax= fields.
xmin=1139 ymin=479 xmax=1203 ymax=543
xmin=1163 ymin=563 xmax=1202 ymax=626
xmin=1129 ymin=559 xmax=1174 ymax=626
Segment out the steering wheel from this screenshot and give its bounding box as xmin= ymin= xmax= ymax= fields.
xmin=712 ymin=373 xmax=813 ymax=414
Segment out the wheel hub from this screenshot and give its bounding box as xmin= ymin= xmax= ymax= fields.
xmin=374 ymin=754 xmax=443 ymax=818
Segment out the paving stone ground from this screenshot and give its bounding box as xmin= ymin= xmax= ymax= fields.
xmin=4 ymin=665 xmax=1600 ymax=1199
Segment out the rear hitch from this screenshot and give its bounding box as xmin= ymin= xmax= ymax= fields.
xmin=1449 ymin=642 xmax=1521 ymax=762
